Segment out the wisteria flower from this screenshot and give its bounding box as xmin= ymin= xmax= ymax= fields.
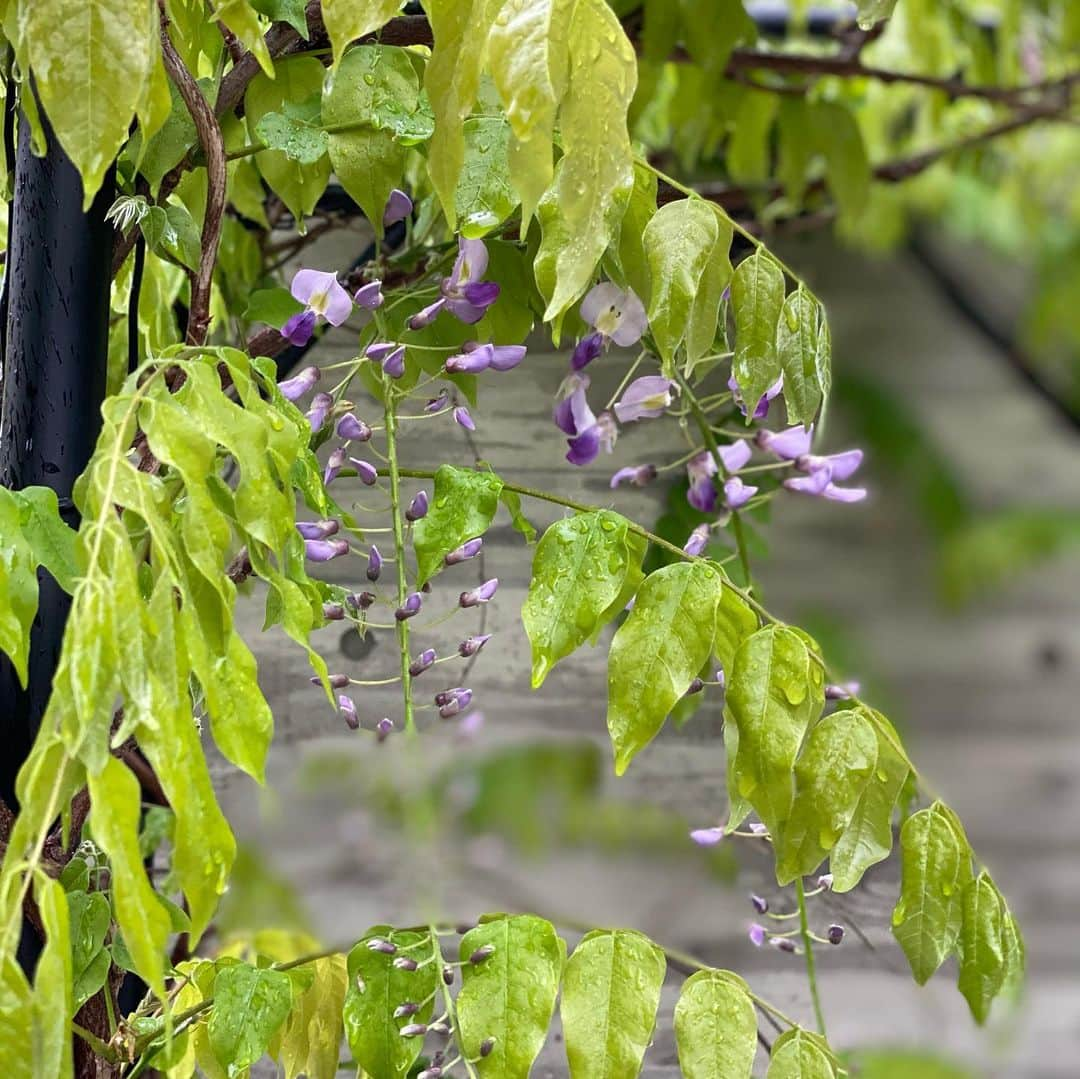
xmin=724 ymin=476 xmax=758 ymax=510
xmin=685 ymin=441 xmax=752 ymax=512
xmin=757 ymin=424 xmax=813 ymax=460
xmin=610 ymin=463 xmax=657 ymax=488
xmin=689 ymin=826 xmax=725 ymax=847
xmin=552 ymin=372 xmax=616 ymax=465
xmin=571 ymin=282 xmax=648 ymax=370
xmin=784 ymin=445 xmax=865 ymax=502
xmin=613 ymin=376 xmax=677 ymax=423
xmin=383 ymin=188 xmax=413 ymax=226
xmin=277 ymin=365 xmax=319 ymax=401
xmin=282 ymin=269 xmax=352 ymax=346
xmin=684 ymin=524 xmax=710 ymax=556
xmin=729 ymin=372 xmax=784 ymax=419
xmin=409 ymin=238 xmax=500 ymax=327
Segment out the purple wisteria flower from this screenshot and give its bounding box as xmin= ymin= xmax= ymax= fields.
xmin=729 ymin=372 xmax=784 ymax=420
xmin=825 ymin=680 xmax=861 ymax=700
xmin=446 ymin=340 xmax=526 ymax=374
xmin=445 ymin=538 xmax=483 ymax=565
xmin=339 ymin=694 xmax=360 ymax=730
xmin=553 ymin=372 xmax=616 ymax=465
xmin=689 ymin=826 xmax=724 ymax=847
xmin=277 ymin=365 xmax=320 ymax=401
xmin=783 ymin=445 xmax=866 ymax=502
xmin=354 ymin=281 xmax=384 ymax=310
xmin=383 ymin=188 xmax=413 ymax=226
xmin=366 ymin=544 xmax=382 ymax=581
xmin=409 ymin=238 xmax=500 ymax=328
xmin=460 ymin=578 xmax=498 ymax=607
xmin=757 ymin=424 xmax=814 ymax=460
xmin=336 ymin=413 xmax=372 ymax=441
xmin=748 ymin=923 xmax=767 ymax=947
xmin=454 ymin=406 xmax=476 ymax=431
xmin=613 ymin=376 xmax=677 ymax=423
xmin=610 ymin=463 xmax=657 ymax=488
xmin=282 ymin=269 xmax=353 ymax=346
xmin=459 ymin=634 xmax=491 ymax=657
xmin=723 ymin=476 xmax=758 ymax=510
xmin=324 ymin=447 xmax=346 ymax=485
xmin=409 ymin=648 xmax=437 ymax=676
xmin=365 ymin=341 xmax=406 ymax=378
xmin=685 ymin=441 xmax=752 ymax=512
xmin=684 ymin=524 xmax=709 ymax=556
xmin=349 ymin=458 xmax=378 ymax=485
xmin=304 ymin=538 xmax=349 ymax=562
xmin=296 ymin=519 xmax=338 ymax=540
xmin=406 ymin=491 xmax=429 ymax=521
xmin=306 ymin=392 xmax=334 ymax=432
xmin=396 ymin=592 xmax=423 ymax=621
xmin=571 ymin=282 xmax=648 ymax=370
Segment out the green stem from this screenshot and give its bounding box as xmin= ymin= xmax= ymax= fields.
xmin=383 ymin=381 xmax=415 ymax=734
xmin=430 ymin=928 xmax=480 ymax=1079
xmin=796 ymin=878 xmax=827 ymax=1036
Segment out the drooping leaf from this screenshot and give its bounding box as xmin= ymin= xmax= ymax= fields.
xmin=731 ymin=251 xmax=786 ymax=415
xmin=0 ymin=488 xmax=42 ymax=687
xmin=813 ymin=102 xmax=870 ymax=219
xmin=66 ymin=890 xmax=112 ymax=1011
xmin=277 ymin=952 xmax=347 ymax=1079
xmin=766 ymin=1027 xmax=839 ymax=1079
xmin=727 ymin=86 xmax=779 ymax=185
xmin=561 ymin=929 xmax=666 ymax=1079
xmin=643 ymin=198 xmax=720 ymax=374
xmin=614 ymin=162 xmax=659 ymax=301
xmin=957 ymin=872 xmax=1007 ymax=1024
xmin=342 ymin=927 xmax=439 ymax=1079
xmin=412 ymin=465 xmax=504 ymax=585
xmin=32 ymin=876 xmax=73 ymax=1079
xmin=457 ymin=914 xmax=564 ymax=1079
xmin=523 ymin=510 xmax=645 ymax=687
xmin=829 ymin=710 xmax=911 ymax=892
xmin=455 ymin=116 xmax=519 ymax=237
xmin=322 ymin=0 xmax=403 ymax=66
xmin=726 ymin=625 xmax=825 ymax=838
xmin=999 ymin=908 xmax=1026 ymax=1003
xmin=778 ymin=287 xmax=826 ymax=428
xmin=0 ymin=957 xmax=32 ymax=1079
xmin=213 ymin=0 xmax=274 ymax=76
xmin=712 ymin=577 xmax=758 ymax=675
xmin=776 ymin=97 xmax=814 ymax=207
xmin=674 ymin=968 xmax=758 ymax=1079
xmin=250 ymin=0 xmax=311 ymax=37
xmin=892 ymin=801 xmax=974 ymax=985
xmin=209 ymin=962 xmax=294 ymax=1074
xmin=607 ymin=561 xmax=724 ymax=774
xmin=856 ymin=0 xmax=899 ymax=31
xmin=685 ymin=216 xmax=734 ymax=375
xmin=775 ymin=709 xmax=879 ymax=884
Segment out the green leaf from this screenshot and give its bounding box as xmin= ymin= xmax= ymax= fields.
xmin=726 ymin=625 xmax=825 ymax=837
xmin=607 ymin=561 xmax=724 ymax=775
xmin=134 ymin=78 xmax=201 ymax=195
xmin=892 ymin=801 xmax=974 ymax=985
xmin=523 ymin=511 xmax=645 ymax=688
xmin=209 ymin=962 xmax=294 ymax=1074
xmin=214 ymin=0 xmax=273 ymax=76
xmin=87 ymin=756 xmax=170 ymax=998
xmin=247 ymin=57 xmax=331 ymax=224
xmin=776 ymin=97 xmax=813 ymax=207
xmin=457 ymin=914 xmax=564 ymax=1079
xmin=856 ymin=0 xmax=899 ymax=30
xmin=534 ymin=0 xmax=637 ymax=323
xmin=322 ymin=0 xmax=402 ymax=66
xmin=685 ymin=216 xmax=734 ymax=374
xmin=766 ymin=1028 xmax=839 ymax=1079
xmin=957 ymin=872 xmax=1007 ymax=1024
xmin=0 ymin=957 xmax=32 ymax=1079
xmin=561 ymin=929 xmax=666 ymax=1079
xmin=842 ymin=1048 xmax=977 ymax=1079
xmin=412 ymin=465 xmax=504 ymax=586
xmin=712 ymin=584 xmax=758 ymax=676
xmin=455 ymin=116 xmax=519 ymax=238
xmin=15 ymin=487 xmax=80 ymax=594
xmin=727 ymin=87 xmax=779 ymax=185
xmin=778 ymin=288 xmax=826 ymax=428
xmin=67 ymin=890 xmax=112 ymax=1011
xmin=614 ymin=162 xmax=658 ymax=300
xmin=731 ymin=251 xmax=786 ymax=415
xmin=254 ymin=97 xmax=329 ymax=164
xmin=25 ymin=0 xmax=153 ymax=206
xmin=342 ymin=927 xmax=439 ymax=1079
xmin=250 ymin=0 xmax=311 ymax=37
xmin=642 ymin=199 xmax=719 ymax=374
xmin=674 ymin=968 xmax=758 ymax=1079
xmin=775 ymin=709 xmax=878 ymax=884
xmin=829 ymin=710 xmax=911 ymax=892
xmin=277 ymin=952 xmax=347 ymax=1079
xmin=0 ymin=488 xmax=41 ymax=686
xmin=500 ymin=488 xmax=537 ymax=544
xmin=1000 ymin=908 xmax=1025 ymax=1003
xmin=813 ymin=102 xmax=870 ymax=218
xmin=244 ymin=286 xmax=305 ymax=327
xmin=32 ymin=876 xmax=73 ymax=1079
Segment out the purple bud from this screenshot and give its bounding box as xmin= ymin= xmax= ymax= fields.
xmin=442 ymin=966 xmax=454 ymax=986
xmin=395 ymin=592 xmax=423 ymax=621
xmin=376 ymin=717 xmax=394 ymax=742
xmin=354 ymin=281 xmax=384 ymax=309
xmin=367 ymin=938 xmax=396 ymax=955
xmin=428 ymin=1021 xmax=450 ymax=1036
xmin=750 ymin=894 xmax=769 ymax=915
xmin=459 ymin=578 xmax=498 ymax=607
xmin=425 ymin=391 xmax=449 ymax=413
xmin=311 ymin=672 xmax=350 ymax=689
xmin=277 ymin=365 xmax=320 ymax=401
xmin=453 ymin=406 xmax=475 ymax=431
xmin=393 ymin=956 xmax=418 ymax=971
xmin=683 ymin=524 xmax=709 ymax=557
xmin=383 ymin=187 xmax=413 ymax=226
xmin=336 ymin=412 xmax=373 ymax=441
xmin=749 ymin=821 xmax=769 ymax=836
xmin=304 ymin=538 xmax=349 ymax=562
xmin=458 ymin=634 xmax=491 ymax=657
xmin=306 ymin=392 xmax=334 ymax=431
xmin=349 ymin=457 xmax=379 ymax=485
xmin=571 ymin=331 xmax=604 ymax=371
xmin=409 ymin=648 xmax=437 ymax=677
xmin=382 ymin=345 xmax=406 ymax=379
xmin=399 ymin=1023 xmax=427 ymax=1038
xmin=446 ymin=344 xmax=493 ymax=374
xmin=748 ymin=923 xmax=767 ymax=947
xmin=366 ymin=342 xmax=398 ymax=362
xmin=296 ymin=519 xmax=339 ymax=540
xmin=469 ymin=944 xmax=495 ymax=965
xmin=445 ymin=538 xmax=483 ymax=565
xmin=772 ymin=937 xmax=797 ymax=954
xmin=323 ymin=602 xmax=346 ymax=621
xmin=827 ymin=924 xmax=845 ymax=946
xmin=479 ymin=1038 xmax=495 ymax=1058
xmin=406 ymin=490 xmax=429 ymax=521
xmin=324 ymin=446 xmax=346 ymax=485
xmin=817 ymin=873 xmax=834 ymax=890
xmin=282 ymin=310 xmax=317 ymax=347
xmin=346 ymin=591 xmax=376 ymax=610
xmin=487 ymin=344 xmax=527 ymax=372
xmin=339 ymin=694 xmax=359 ymax=730
xmin=367 ymin=544 xmax=382 ymax=581
xmin=825 ymin=681 xmax=860 ymax=700
xmin=439 ymin=688 xmax=472 ymax=718
xmin=463 ymin=281 xmax=500 ymax=309
xmin=610 ymin=463 xmax=657 ymax=489
xmin=685 ymin=677 xmax=704 ymax=695
xmin=394 ymin=1002 xmax=419 ymax=1018
xmin=689 ymin=826 xmax=724 ymax=847
xmin=409 ymin=298 xmax=446 ymax=329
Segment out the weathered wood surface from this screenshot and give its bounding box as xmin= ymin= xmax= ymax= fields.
xmin=220 ymin=233 xmax=1080 ymax=1076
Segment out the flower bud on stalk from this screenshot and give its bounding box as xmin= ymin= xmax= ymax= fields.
xmin=277 ymin=365 xmax=320 ymax=401
xmin=376 ymin=717 xmax=394 ymax=742
xmin=338 ymin=695 xmax=359 ymax=730
xmin=458 ymin=634 xmax=491 ymax=657
xmin=410 ymin=649 xmax=437 ymax=676
xmin=393 ymin=956 xmax=418 ymax=971
xmin=459 ymin=578 xmax=498 ymax=607
xmin=346 ymin=591 xmax=376 ymax=611
xmin=324 ymin=447 xmax=346 ymax=485
xmin=322 ymin=602 xmax=346 ymax=621
xmin=366 ymin=545 xmax=382 ymax=582
xmin=304 ymin=538 xmax=349 ymax=562
xmin=406 ymin=490 xmax=429 ymax=521
xmin=336 ymin=413 xmax=372 ymax=441
xmin=350 ymin=458 xmax=379 ymax=485
xmin=296 ymin=519 xmax=339 ymax=540
xmin=469 ymin=944 xmax=495 ymax=965
xmin=395 ymin=593 xmax=423 ymax=621
xmin=306 ymin=392 xmax=334 ymax=432
xmin=312 ymin=673 xmax=350 ymax=689
xmin=445 ymin=538 xmax=482 ymax=565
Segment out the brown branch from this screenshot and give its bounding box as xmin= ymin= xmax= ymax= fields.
xmin=159 ymin=6 xmax=227 ymax=346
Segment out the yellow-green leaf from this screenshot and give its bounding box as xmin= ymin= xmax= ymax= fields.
xmin=674 ymin=969 xmax=757 ymax=1079
xmin=323 ymin=0 xmax=403 ymax=67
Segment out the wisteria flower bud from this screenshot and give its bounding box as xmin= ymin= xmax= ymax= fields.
xmin=469 ymin=944 xmax=495 ymax=965
xmin=350 ymin=457 xmax=379 ymax=486
xmin=277 ymin=365 xmax=320 ymax=401
xmin=409 ymin=648 xmax=437 ymax=677
xmin=324 ymin=446 xmax=347 ymax=485
xmin=458 ymin=634 xmax=491 ymax=657
xmin=394 ymin=1002 xmax=419 ymax=1018
xmin=399 ymin=1023 xmax=427 ymax=1038
xmin=337 ymin=412 xmax=372 ymax=441
xmin=383 ymin=187 xmax=413 ymax=226
xmin=366 ymin=342 xmax=398 ymax=362
xmin=453 ymin=406 xmax=475 ymax=431
xmin=459 ymin=578 xmax=498 ymax=607
xmin=346 ymin=591 xmax=376 ymax=611
xmin=306 ymin=392 xmax=334 ymax=431
xmin=749 ymin=821 xmax=769 ymax=835
xmin=750 ymin=894 xmax=769 ymax=915
xmin=354 ymin=281 xmax=384 ymax=309
xmin=689 ymin=826 xmax=724 ymax=847
xmin=825 ymin=681 xmax=860 ymax=700
xmin=409 ymin=298 xmax=446 ymax=329
xmin=418 ymin=1068 xmax=442 ymax=1079
xmin=406 ymin=490 xmax=429 ymax=521
xmin=339 ymin=694 xmax=359 ymax=730
xmin=488 ymin=344 xmax=527 ymax=372
xmin=817 ymin=873 xmax=834 ymax=890
xmin=748 ymin=923 xmax=767 ymax=947
xmin=376 ymin=717 xmax=394 ymax=742
xmin=393 ymin=956 xmax=418 ymax=971
xmin=323 ymin=602 xmax=346 ymax=621
xmin=296 ymin=519 xmax=339 ymax=540
xmin=367 ymin=938 xmax=396 ymax=955
xmin=685 ymin=677 xmax=704 ymax=695
xmin=827 ymin=924 xmax=845 ymax=946
xmin=396 ymin=592 xmax=423 ymax=621
xmin=429 ymin=1021 xmax=450 ymax=1036
xmin=683 ymin=524 xmax=709 ymax=557
xmin=382 ymin=345 xmax=406 ymax=378
xmin=439 ymin=691 xmax=472 ymax=719
xmin=425 ymin=390 xmax=449 ymax=413
xmin=772 ymin=937 xmax=797 ymax=954
xmin=442 ymin=966 xmax=454 ymax=985
xmin=367 ymin=545 xmax=383 ymax=581
xmin=312 ymin=672 xmax=350 ymax=690
xmin=479 ymin=1038 xmax=495 ymax=1058
xmin=445 ymin=538 xmax=483 ymax=565
xmin=446 ymin=344 xmax=493 ymax=374
xmin=610 ymin=463 xmax=657 ymax=489
xmin=304 ymin=538 xmax=349 ymax=562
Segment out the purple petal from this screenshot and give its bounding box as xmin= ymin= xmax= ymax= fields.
xmin=349 ymin=458 xmax=378 ymax=485
xmin=445 ymin=538 xmax=483 ymax=565
xmin=354 ymin=281 xmax=384 ymax=309
xmin=383 ymin=188 xmax=413 ymax=226
xmin=571 ymin=332 xmax=604 ymax=371
xmin=488 ymin=344 xmax=526 ymax=371
xmin=724 ymin=476 xmax=758 ymax=510
xmin=323 ymin=446 xmax=346 ymax=486
xmin=282 ymin=310 xmax=317 ymax=346
xmin=444 ymin=296 xmax=487 ymax=324
xmin=784 ymin=470 xmax=831 ymax=497
xmin=609 ymin=464 xmax=656 ymax=488
xmin=304 ymin=538 xmax=349 ymax=562
xmin=686 ymin=450 xmax=718 ymax=485
xmin=687 ymin=475 xmax=717 ymax=513
xmin=406 ymin=490 xmax=429 ymax=521
xmin=719 ymin=439 xmax=753 ymax=473
xmin=366 ymin=341 xmax=399 ymax=362
xmin=613 ymin=376 xmax=676 ymax=423
xmin=462 ymin=281 xmax=500 ymax=308
xmin=296 ymin=519 xmax=339 ymax=540
xmin=446 ymin=343 xmax=493 ymax=374
xmin=798 ymin=449 xmax=863 ymax=482
xmin=689 ymin=826 xmax=724 ymax=847
xmin=580 ymin=283 xmax=648 ymax=346
xmin=367 ymin=544 xmax=382 ymax=580
xmin=450 ymin=237 xmax=489 ymax=286
xmin=823 ymin=483 xmax=867 ymax=503
xmin=336 ymin=413 xmax=372 ymax=441
xmin=454 ymin=406 xmax=476 ymax=431
xmin=566 ymin=426 xmax=602 ymax=466
xmin=338 ymin=694 xmax=359 ymax=729
xmin=408 ymin=298 xmax=446 ymax=329
xmin=609 ymin=290 xmax=648 ymax=346
xmin=683 ymin=524 xmax=709 ymax=556
xmin=425 ymin=390 xmax=449 ymax=412
xmin=290 ymin=268 xmax=339 ymax=305
xmin=382 ymin=345 xmax=406 ymax=378
xmin=277 ymin=365 xmax=320 ymax=400
xmin=305 ymin=392 xmax=333 ymax=432
xmin=759 ymin=424 xmax=814 ymax=460
xmin=748 ymin=923 xmax=767 ymax=947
